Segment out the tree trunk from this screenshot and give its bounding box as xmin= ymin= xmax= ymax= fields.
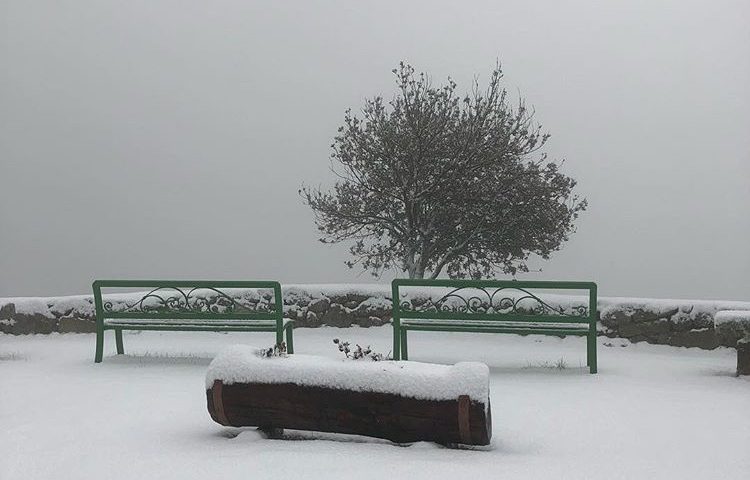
xmin=404 ymin=257 xmax=425 ymax=278
xmin=207 ymin=380 xmax=491 ymax=446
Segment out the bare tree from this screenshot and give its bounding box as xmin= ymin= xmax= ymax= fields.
xmin=301 ymin=62 xmax=587 ymax=279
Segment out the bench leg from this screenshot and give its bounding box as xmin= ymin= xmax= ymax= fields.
xmin=392 ymin=322 xmax=401 ymax=361
xmin=95 ymin=326 xmax=104 ymax=363
xmin=400 ymin=328 xmax=408 ymax=361
xmin=115 ymin=328 xmax=124 ymax=355
xmin=285 ymin=323 xmax=294 ymax=354
xmin=587 ymin=331 xmax=597 ymax=374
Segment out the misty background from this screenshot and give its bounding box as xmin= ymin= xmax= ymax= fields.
xmin=1 ymin=0 xmax=748 ymax=299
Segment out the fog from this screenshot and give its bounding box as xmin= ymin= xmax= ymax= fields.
xmin=1 ymin=0 xmax=748 ymax=299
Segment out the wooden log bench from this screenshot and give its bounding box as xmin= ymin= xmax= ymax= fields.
xmin=205 ymin=346 xmax=492 ymax=446
xmin=92 ymin=280 xmax=293 ymax=363
xmin=391 ymin=279 xmax=599 ymax=373
xmin=714 ymin=310 xmax=750 ymax=375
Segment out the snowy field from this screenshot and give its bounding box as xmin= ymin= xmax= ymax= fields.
xmin=1 ymin=327 xmax=748 ymax=480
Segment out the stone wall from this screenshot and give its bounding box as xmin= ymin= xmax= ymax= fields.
xmin=0 ymin=297 xmax=97 ymax=334
xmin=599 ymin=303 xmax=735 ymax=349
xmin=2 ymin=285 xmax=749 ymax=349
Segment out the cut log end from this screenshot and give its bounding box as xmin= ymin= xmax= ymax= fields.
xmin=208 ymin=380 xmax=230 ymax=426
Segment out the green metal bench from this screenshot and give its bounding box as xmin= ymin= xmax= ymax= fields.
xmin=391 ymin=279 xmax=598 ymax=373
xmin=93 ymin=280 xmax=293 ymax=363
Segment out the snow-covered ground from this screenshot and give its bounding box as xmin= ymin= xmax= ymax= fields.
xmin=1 ymin=327 xmax=748 ymax=480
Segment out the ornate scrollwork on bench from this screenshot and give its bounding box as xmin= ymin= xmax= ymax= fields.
xmin=399 ymin=286 xmax=588 ymax=317
xmin=102 ymin=286 xmax=277 ymax=315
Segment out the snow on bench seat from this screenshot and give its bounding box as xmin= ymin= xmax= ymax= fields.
xmin=103 ymin=318 xmax=292 ymax=327
xmin=205 ymin=345 xmax=489 ymax=402
xmin=400 ymin=319 xmax=590 ymax=330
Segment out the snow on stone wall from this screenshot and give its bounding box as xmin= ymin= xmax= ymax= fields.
xmin=1 ymin=284 xmax=749 ymax=349
xmin=713 ymin=310 xmax=750 ymax=343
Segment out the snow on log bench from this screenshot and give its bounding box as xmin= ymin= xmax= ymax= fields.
xmin=205 ymin=345 xmax=492 ymax=446
xmin=714 ymin=310 xmax=750 ymax=375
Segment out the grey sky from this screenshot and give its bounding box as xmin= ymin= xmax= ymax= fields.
xmin=1 ymin=0 xmax=748 ymax=299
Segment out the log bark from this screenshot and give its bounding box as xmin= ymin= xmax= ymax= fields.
xmin=207 ymin=380 xmax=491 ymax=446
xmin=737 ymin=339 xmax=750 ymax=376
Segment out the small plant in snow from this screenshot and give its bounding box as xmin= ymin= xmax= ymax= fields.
xmin=258 ymin=342 xmax=287 ymax=358
xmin=333 ymin=338 xmax=390 ymax=361
xmin=524 ymin=357 xmax=567 ymax=370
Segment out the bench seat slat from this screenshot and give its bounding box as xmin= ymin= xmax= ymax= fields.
xmin=398 ymin=311 xmax=590 ymax=323
xmin=103 ymin=318 xmax=294 ymax=332
xmin=103 ymin=318 xmax=279 ymax=326
xmin=400 ymin=319 xmax=590 ymax=330
xmin=103 ymin=312 xmax=279 ymax=321
xmin=103 ymin=323 xmax=279 ymax=332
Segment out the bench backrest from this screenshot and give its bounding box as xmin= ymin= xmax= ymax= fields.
xmin=92 ymin=280 xmax=283 ymax=324
xmin=391 ymin=279 xmax=597 ymax=327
